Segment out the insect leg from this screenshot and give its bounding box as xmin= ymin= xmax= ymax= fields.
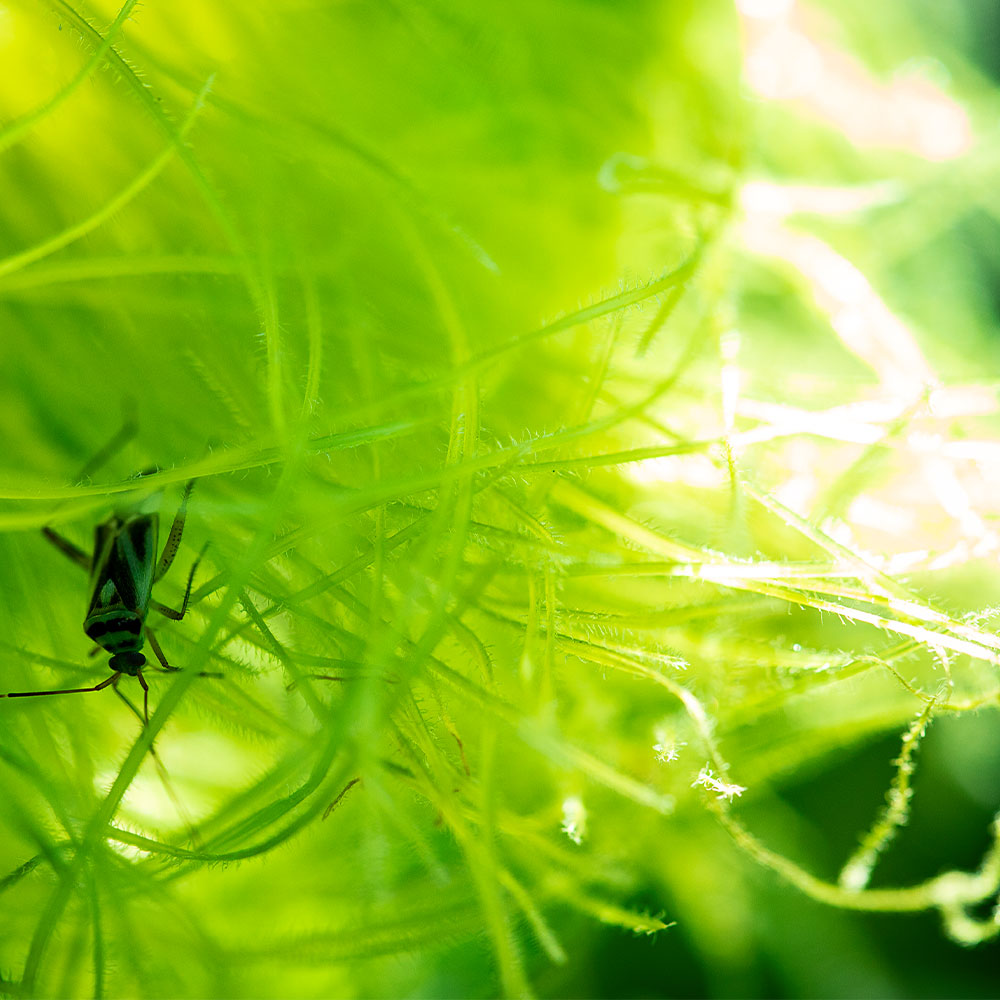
xmin=146 ymin=629 xmax=177 ymax=671
xmin=137 ymin=670 xmax=150 ymax=725
xmin=145 ymin=628 xmax=223 ymax=679
xmin=155 ymin=480 xmax=195 ymax=581
xmin=2 ymin=672 xmax=118 ymax=701
xmin=41 ymin=527 xmax=90 ymax=570
xmin=151 ymin=541 xmax=208 ymax=621
xmin=111 ymin=674 xmax=146 ymax=726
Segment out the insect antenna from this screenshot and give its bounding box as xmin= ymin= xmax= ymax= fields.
xmin=74 ymin=416 xmax=139 ymax=485
xmin=44 ymin=417 xmax=139 ymax=525
xmin=39 ymin=417 xmax=141 ymax=574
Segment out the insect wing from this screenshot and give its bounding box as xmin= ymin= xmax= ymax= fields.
xmin=86 ymin=514 xmax=158 ymax=618
xmin=86 ymin=520 xmax=119 ymax=612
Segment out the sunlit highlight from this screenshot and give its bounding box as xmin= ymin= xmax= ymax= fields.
xmin=847 ymin=495 xmax=917 ymax=537
xmin=720 ymin=329 xmax=741 ymax=431
xmin=626 ymin=452 xmax=727 ymax=489
xmin=738 ymin=1 xmax=973 ymax=161
xmin=740 ymin=180 xmax=901 ymax=218
xmin=735 ymin=0 xmax=795 ymax=20
xmin=920 ymin=455 xmax=995 ymax=550
xmin=739 ymin=216 xmax=936 ymax=397
xmin=561 ymin=795 xmax=587 ymax=845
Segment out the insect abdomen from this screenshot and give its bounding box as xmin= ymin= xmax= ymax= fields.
xmin=85 ymin=612 xmax=144 ymax=654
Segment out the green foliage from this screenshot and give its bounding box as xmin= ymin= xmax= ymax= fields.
xmin=1 ymin=0 xmax=999 ymax=997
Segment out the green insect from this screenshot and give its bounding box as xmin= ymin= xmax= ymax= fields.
xmin=2 ymin=429 xmax=206 ymax=723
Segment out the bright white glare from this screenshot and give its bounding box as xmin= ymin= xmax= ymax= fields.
xmin=740 ymin=181 xmax=795 ymax=216
xmin=935 ymin=440 xmax=1000 ymax=462
xmin=737 ymin=390 xmax=1000 ymax=556
xmin=739 ymin=219 xmax=936 ymax=396
xmin=773 ymin=471 xmax=819 ymax=515
xmin=720 ymin=329 xmax=742 ymax=431
xmin=741 ymin=388 xmax=1000 ymax=429
xmin=921 ymin=455 xmax=993 ymax=544
xmin=627 ymin=453 xmax=727 ymax=488
xmin=738 ymin=3 xmax=973 ymax=160
xmin=847 ymin=495 xmax=917 ymax=536
xmin=733 ymin=404 xmax=884 ymax=447
xmin=906 ymin=430 xmax=945 ymax=454
xmin=736 ymin=396 xmax=1000 ymax=470
xmin=745 ymin=24 xmax=822 ymax=99
xmin=561 ymin=796 xmax=587 ymax=845
xmin=740 ymin=180 xmax=901 ymax=218
xmin=736 ymin=0 xmax=795 ymax=19
xmin=629 ymin=378 xmax=1000 ymax=562
xmin=889 ymin=74 xmax=973 ymax=162
xmin=770 ymin=440 xmax=824 ymax=512
xmin=927 ymin=385 xmax=1000 ymax=419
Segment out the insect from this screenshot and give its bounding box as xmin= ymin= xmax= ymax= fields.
xmin=2 ymin=444 xmax=206 ymax=724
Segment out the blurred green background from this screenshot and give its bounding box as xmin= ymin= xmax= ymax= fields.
xmin=2 ymin=0 xmax=1000 ymax=997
